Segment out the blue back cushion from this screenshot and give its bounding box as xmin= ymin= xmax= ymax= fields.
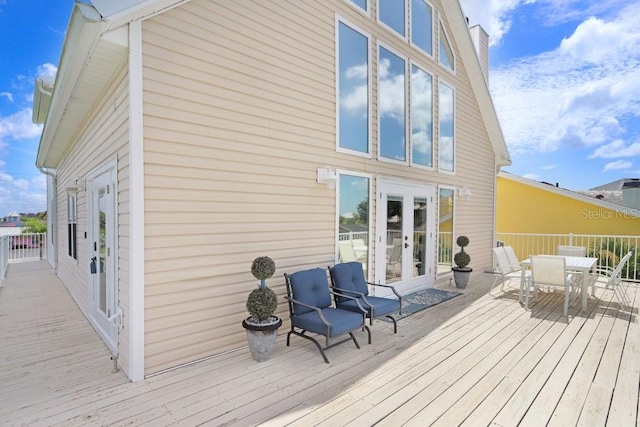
xmin=332 ymin=262 xmax=369 ymax=297
xmin=289 ymin=268 xmax=332 ymax=315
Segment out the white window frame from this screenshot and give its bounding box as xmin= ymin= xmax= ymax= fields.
xmin=409 ymin=61 xmax=435 ymax=170
xmin=409 ymin=0 xmax=435 ymax=59
xmin=336 ymin=16 xmax=373 ymax=159
xmin=437 ymin=78 xmax=456 ymax=174
xmin=335 ymin=171 xmax=373 ymax=279
xmin=377 ymin=41 xmax=409 ymax=166
xmin=377 ymin=0 xmax=408 ymax=41
xmin=67 ymin=190 xmax=78 ymax=261
xmin=438 ymin=15 xmax=456 ymax=74
xmin=343 ymin=0 xmax=370 ymax=16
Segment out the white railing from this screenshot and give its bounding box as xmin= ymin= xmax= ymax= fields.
xmin=0 ymin=236 xmax=9 ymax=284
xmin=7 ymin=233 xmax=47 ymax=262
xmin=497 ymin=233 xmax=639 ymax=283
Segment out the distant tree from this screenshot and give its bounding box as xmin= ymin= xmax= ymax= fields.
xmin=22 ymin=217 xmax=47 ymax=234
xmin=353 ymin=199 xmax=369 ymax=225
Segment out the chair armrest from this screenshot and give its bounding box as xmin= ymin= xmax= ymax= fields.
xmin=593 ymin=266 xmax=614 ymax=277
xmin=368 ymin=282 xmax=402 ymax=299
xmin=329 ymin=290 xmax=368 ymax=314
xmin=332 ymin=286 xmax=366 ymax=299
xmin=284 ymin=296 xmax=330 ymax=326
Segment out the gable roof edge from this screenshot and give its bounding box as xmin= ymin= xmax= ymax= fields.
xmin=499 ymin=171 xmax=640 ymax=217
xmin=441 ymin=1 xmax=511 ymax=167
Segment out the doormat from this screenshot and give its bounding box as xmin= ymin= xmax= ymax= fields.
xmin=393 ymin=288 xmax=462 ymax=320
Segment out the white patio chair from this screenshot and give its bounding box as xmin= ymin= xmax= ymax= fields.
xmin=527 ymin=255 xmax=577 ymax=317
xmin=491 ymin=247 xmax=528 ymax=295
xmin=592 ymin=251 xmax=633 ymax=309
xmin=557 ymin=245 xmax=586 ymax=257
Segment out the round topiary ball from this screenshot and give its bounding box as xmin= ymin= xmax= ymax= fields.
xmin=246 ymin=287 xmax=278 ymax=321
xmin=454 ymin=251 xmax=471 ymax=268
xmin=456 ymin=235 xmax=469 ymax=249
xmin=251 ymin=256 xmax=276 ymax=281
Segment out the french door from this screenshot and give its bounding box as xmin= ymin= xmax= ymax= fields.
xmin=375 ymin=179 xmax=435 ymax=295
xmin=87 ymin=162 xmax=119 ymax=355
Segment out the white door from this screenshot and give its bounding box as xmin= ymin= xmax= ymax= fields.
xmin=87 ymin=164 xmax=119 ymax=355
xmin=375 ymin=180 xmax=435 ymax=295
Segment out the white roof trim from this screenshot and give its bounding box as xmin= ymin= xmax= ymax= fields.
xmin=441 ymin=1 xmax=511 ymax=167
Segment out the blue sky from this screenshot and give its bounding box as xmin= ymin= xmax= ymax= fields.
xmin=1 ymin=0 xmax=639 ymax=215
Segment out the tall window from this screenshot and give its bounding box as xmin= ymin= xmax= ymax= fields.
xmin=411 ymin=0 xmax=433 ymax=55
xmin=438 ymin=187 xmax=454 ymax=274
xmin=338 ymin=174 xmax=370 ymax=277
xmin=67 ymin=191 xmax=78 ymax=260
xmin=438 ymin=81 xmax=455 ymax=172
xmin=439 ymin=22 xmax=455 ymax=71
xmin=411 ymin=65 xmax=433 ymax=167
xmin=379 ymin=0 xmax=406 ymax=37
xmin=379 ymin=45 xmax=407 ymax=162
xmin=337 ymin=20 xmax=370 ymax=155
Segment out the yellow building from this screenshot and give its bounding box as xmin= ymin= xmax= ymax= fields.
xmin=497 ymin=172 xmax=640 ymax=235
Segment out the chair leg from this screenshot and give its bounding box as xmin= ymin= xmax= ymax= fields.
xmin=364 ymin=325 xmax=371 ymax=344
xmin=349 ymin=332 xmax=360 ymax=349
xmin=385 ymin=315 xmax=398 ymax=334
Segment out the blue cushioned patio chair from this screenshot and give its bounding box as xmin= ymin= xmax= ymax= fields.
xmin=328 ymin=262 xmax=402 ymax=333
xmin=284 ymin=268 xmax=371 ymax=363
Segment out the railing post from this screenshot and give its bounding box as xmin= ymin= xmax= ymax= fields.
xmin=569 ymin=233 xmax=573 ymax=245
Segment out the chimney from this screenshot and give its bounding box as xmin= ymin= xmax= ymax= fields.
xmin=622 ymin=179 xmax=640 ymax=210
xmin=469 ymin=25 xmax=489 ymax=84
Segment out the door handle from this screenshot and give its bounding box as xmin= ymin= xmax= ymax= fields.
xmin=404 ymin=242 xmax=409 ymax=249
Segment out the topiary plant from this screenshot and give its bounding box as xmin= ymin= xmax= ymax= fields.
xmin=246 ymin=256 xmax=278 ymax=322
xmin=453 ymin=235 xmax=471 ymax=269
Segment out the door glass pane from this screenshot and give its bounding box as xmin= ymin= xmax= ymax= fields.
xmin=379 ymin=46 xmax=406 ymax=161
xmin=338 ymin=174 xmax=370 ymax=277
xmin=386 ymin=195 xmax=403 ymax=282
xmin=98 ymin=187 xmax=107 ymax=315
xmin=438 ymin=188 xmax=454 ymax=274
xmin=413 ymin=197 xmax=427 ymax=279
xmin=338 ymin=21 xmax=369 ymax=154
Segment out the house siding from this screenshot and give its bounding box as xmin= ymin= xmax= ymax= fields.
xmin=140 ymin=0 xmax=498 ymax=375
xmin=53 ymin=66 xmax=132 ymax=376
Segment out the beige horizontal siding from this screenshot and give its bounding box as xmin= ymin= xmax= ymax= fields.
xmin=54 ymin=66 xmax=131 ymax=375
xmin=141 ymin=0 xmax=500 ymax=374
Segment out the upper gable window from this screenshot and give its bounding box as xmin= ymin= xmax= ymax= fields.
xmin=438 ymin=81 xmax=455 ymax=172
xmin=347 ymin=0 xmax=368 ymax=12
xmin=410 ymin=0 xmax=433 ymax=56
xmin=378 ymin=45 xmax=407 ymax=162
xmin=379 ymin=0 xmax=406 ymax=37
xmin=337 ymin=20 xmax=370 ymax=155
xmin=439 ymin=21 xmax=455 ymax=71
xmin=411 ymin=64 xmax=433 ymax=168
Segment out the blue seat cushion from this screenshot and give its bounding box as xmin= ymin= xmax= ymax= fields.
xmin=292 ymin=307 xmax=364 ymax=337
xmin=331 ymin=262 xmax=370 ymax=303
xmin=337 ymin=296 xmax=400 ymax=318
xmin=288 ymin=268 xmax=332 ymax=315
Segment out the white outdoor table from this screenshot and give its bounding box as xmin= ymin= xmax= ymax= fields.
xmin=520 ymin=256 xmax=598 ymax=312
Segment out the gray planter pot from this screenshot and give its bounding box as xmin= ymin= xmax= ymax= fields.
xmin=242 ymin=317 xmax=282 ymax=362
xmin=452 ymin=267 xmax=472 ymax=289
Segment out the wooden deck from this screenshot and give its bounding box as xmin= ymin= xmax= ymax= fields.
xmin=1 ymin=261 xmax=638 ymax=426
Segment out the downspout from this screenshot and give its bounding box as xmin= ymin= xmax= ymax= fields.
xmin=128 ymin=19 xmax=145 ymax=382
xmin=38 ymin=166 xmax=58 ymax=272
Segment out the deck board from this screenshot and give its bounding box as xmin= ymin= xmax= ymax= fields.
xmin=1 ymin=260 xmax=638 ymax=426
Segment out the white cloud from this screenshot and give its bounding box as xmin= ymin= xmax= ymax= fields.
xmin=36 ymin=63 xmax=57 ymax=78
xmin=1 ymin=92 xmax=13 ymax=102
xmin=523 ymin=173 xmax=540 ymax=180
xmin=487 ymin=2 xmax=640 ymax=156
xmin=459 ymin=0 xmax=534 ymax=46
xmin=0 ymin=108 xmax=42 ymax=149
xmin=540 ymin=164 xmax=557 ymax=170
xmin=589 ymin=139 xmax=640 ymax=158
xmin=603 ymin=160 xmax=633 ymax=171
